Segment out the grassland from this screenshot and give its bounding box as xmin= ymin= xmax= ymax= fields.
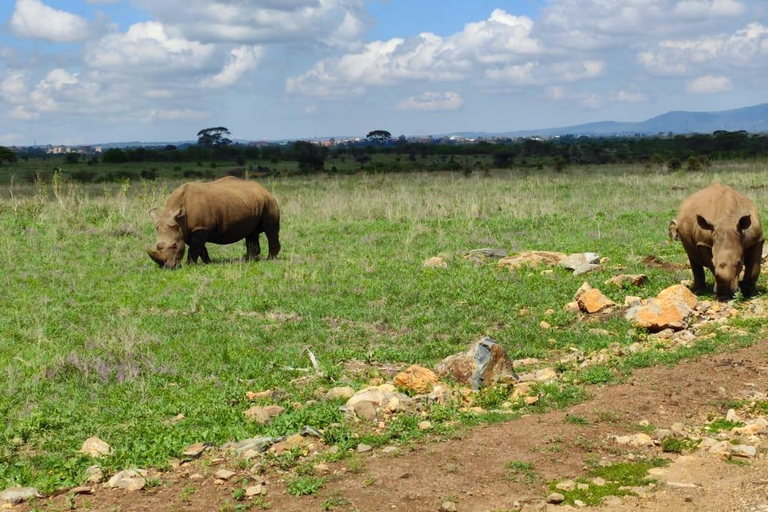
xmin=2 ymin=161 xmax=768 ymax=493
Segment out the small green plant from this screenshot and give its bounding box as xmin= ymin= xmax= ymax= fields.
xmin=180 ymin=486 xmax=197 ymax=502
xmin=660 ymin=437 xmax=700 ymax=453
xmin=565 ymin=414 xmax=590 ymax=426
xmin=286 ymin=476 xmax=326 ymax=496
xmin=322 ymin=492 xmax=350 ymax=510
xmin=505 ymin=460 xmax=538 ymax=483
xmin=707 ymin=419 xmax=743 ymax=433
xmin=232 ymin=488 xmax=246 ymax=501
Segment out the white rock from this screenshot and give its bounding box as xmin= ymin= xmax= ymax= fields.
xmin=80 ymin=437 xmax=113 ymax=458
xmin=214 ymin=469 xmax=236 ymax=481
xmin=726 ymin=409 xmax=741 ymax=423
xmin=0 ymin=487 xmax=41 ymax=505
xmin=731 ymin=445 xmax=757 ymax=458
xmin=106 ymin=470 xmax=147 ymax=491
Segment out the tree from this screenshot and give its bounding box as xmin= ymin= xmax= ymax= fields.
xmin=63 ymin=153 xmax=80 ymax=164
xmin=102 ymin=148 xmax=127 ymax=164
xmin=0 ymin=146 xmax=18 ymax=165
xmin=197 ymin=127 xmax=232 ymax=148
xmin=366 ymin=130 xmax=391 ymax=145
xmin=291 ymin=141 xmax=326 ymax=173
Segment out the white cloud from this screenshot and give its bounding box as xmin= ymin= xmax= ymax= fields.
xmin=287 ymin=9 xmax=543 ymax=97
xmin=203 ymin=46 xmax=264 ymax=88
xmin=137 ymin=0 xmax=369 ymax=48
xmin=687 ymin=74 xmax=733 ymax=93
xmin=614 ymin=90 xmax=650 ymax=103
xmin=9 ymin=0 xmax=90 ymax=43
xmin=0 ymin=73 xmax=28 ymax=104
xmin=143 ymin=108 xmax=211 ymax=122
xmin=546 ymin=86 xmax=602 ymax=109
xmin=397 ymin=91 xmax=464 ymax=112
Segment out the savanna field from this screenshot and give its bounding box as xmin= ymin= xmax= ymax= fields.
xmin=3 ymin=161 xmax=768 ymax=504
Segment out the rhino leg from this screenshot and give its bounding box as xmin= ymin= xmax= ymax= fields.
xmin=245 ymin=233 xmax=262 ymax=261
xmin=264 ymin=221 xmax=280 ymax=260
xmin=690 ymin=261 xmax=707 ymax=292
xmin=741 ymin=241 xmax=763 ymax=294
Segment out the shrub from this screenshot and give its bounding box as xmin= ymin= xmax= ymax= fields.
xmin=687 ymin=156 xmax=703 ymax=172
xmin=668 ymin=158 xmax=682 ymax=171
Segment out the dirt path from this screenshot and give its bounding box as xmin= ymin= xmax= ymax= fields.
xmin=23 ymin=342 xmax=768 ymax=512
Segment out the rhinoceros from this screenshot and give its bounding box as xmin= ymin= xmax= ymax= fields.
xmin=675 ymin=183 xmax=763 ymax=297
xmin=147 ymin=176 xmax=281 ymax=269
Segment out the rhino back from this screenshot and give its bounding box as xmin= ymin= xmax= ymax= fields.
xmin=182 ymin=177 xmax=277 ymax=244
xmin=676 ymin=183 xmax=762 ymax=250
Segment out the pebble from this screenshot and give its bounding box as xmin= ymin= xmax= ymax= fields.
xmin=245 ymin=484 xmax=266 ymax=497
xmin=731 ymin=445 xmax=757 ymax=458
xmin=547 ymin=493 xmax=565 ymax=504
xmin=418 ymin=421 xmax=432 ymax=431
xmin=439 ymin=501 xmax=458 ymax=512
xmin=80 ymin=437 xmax=113 ymax=458
xmin=214 ymin=469 xmax=236 ymax=481
xmin=0 ymin=487 xmax=41 ymax=505
xmin=105 ymin=470 xmax=147 ymax=491
xmin=357 ymin=444 xmax=373 ymax=453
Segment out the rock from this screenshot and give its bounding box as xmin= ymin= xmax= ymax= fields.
xmin=577 ymin=288 xmax=616 ymax=314
xmin=106 ymin=469 xmax=147 ymax=491
xmin=573 ymin=282 xmax=593 ymax=300
xmin=69 ymin=486 xmax=92 ymax=495
xmin=0 ymin=487 xmax=41 ymax=505
xmin=182 ymin=442 xmax=208 ymax=458
xmin=705 ymin=440 xmax=732 ymax=457
xmin=434 ymin=337 xmax=519 ymax=390
xmin=546 ymin=493 xmax=565 ymax=504
xmin=602 ymin=496 xmax=623 ymax=507
xmin=394 ymin=365 xmax=438 ymax=394
xmin=83 ymin=465 xmax=104 ymax=484
xmin=346 ymin=385 xmax=413 ymax=420
xmin=655 ymin=429 xmax=674 ymax=441
xmin=245 ymin=390 xmax=273 ymax=401
xmin=539 ymin=320 xmax=551 ymax=330
xmin=498 ymin=251 xmax=567 ymax=270
xmin=357 ymin=444 xmax=373 ymax=453
xmin=605 ymin=275 xmax=648 ymax=287
xmin=573 ymin=263 xmax=601 ymax=276
xmin=269 ymin=434 xmax=308 ymax=454
xmin=214 ymin=469 xmax=236 ymax=481
xmin=556 ymin=480 xmax=576 ymax=491
xmin=313 ymin=463 xmax=331 ymax=476
xmin=732 ymin=418 xmax=768 ymax=436
xmin=423 ymin=257 xmax=448 ymax=268
xmin=223 ymin=436 xmax=274 ymax=458
xmin=189 ymin=473 xmax=204 ymax=480
xmin=726 ymin=409 xmax=741 ymax=423
xmin=731 ymin=445 xmax=757 ymax=458
xmin=613 ymin=433 xmax=655 ymax=447
xmin=524 ymin=396 xmax=540 ymax=405
xmin=80 ymin=436 xmax=113 ymax=458
xmin=625 ymin=298 xmax=694 ymax=332
xmin=591 ymin=477 xmax=607 ymax=486
xmin=564 ymin=301 xmax=581 ymax=312
xmin=382 ymin=446 xmax=400 ymax=454
xmin=245 ymin=484 xmax=266 ymax=497
xmin=352 ymin=400 xmax=378 ymax=421
xmin=560 ymin=252 xmax=600 ymax=270
xmin=440 ymin=501 xmax=458 ymax=512
xmin=657 ymin=284 xmax=698 ymax=309
xmin=428 ymin=384 xmax=452 ymax=404
xmin=574 ymin=499 xmax=586 ymax=508
xmin=323 ymin=386 xmax=356 ymax=401
xmin=534 ymin=367 xmax=557 ymax=382
xmin=418 ymin=421 xmax=432 ymax=430
xmin=624 ymin=296 xmax=643 ymax=308
xmin=243 ymin=405 xmax=285 ymax=424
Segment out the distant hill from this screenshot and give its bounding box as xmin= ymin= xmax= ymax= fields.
xmin=450 ymin=103 xmax=768 ymax=139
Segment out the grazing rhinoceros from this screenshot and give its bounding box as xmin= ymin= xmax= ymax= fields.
xmin=675 ymin=183 xmax=763 ymax=297
xmin=147 ymin=176 xmax=281 ymax=269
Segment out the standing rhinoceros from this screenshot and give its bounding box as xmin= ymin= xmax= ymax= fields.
xmin=147 ymin=176 xmax=281 ymax=269
xmin=675 ymin=183 xmax=763 ymax=297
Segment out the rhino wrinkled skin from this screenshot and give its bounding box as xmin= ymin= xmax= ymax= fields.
xmin=675 ymin=183 xmax=763 ymax=298
xmin=147 ymin=176 xmax=281 ymax=269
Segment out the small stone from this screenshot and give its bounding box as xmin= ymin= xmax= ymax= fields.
xmin=440 ymin=501 xmax=458 ymax=512
xmin=189 ymin=473 xmax=204 ymax=480
xmin=243 ymin=405 xmax=285 ymax=424
xmin=657 ymin=284 xmax=698 ymax=309
xmin=418 ymin=421 xmax=432 ymax=431
xmin=323 ymin=386 xmax=356 ymax=401
xmin=577 ymin=483 xmax=589 ymax=490
xmin=540 ymin=321 xmax=551 ymax=329
xmin=313 ymin=463 xmax=331 ymax=476
xmin=591 ymin=477 xmax=607 ymax=486
xmin=214 ymin=469 xmax=236 ymax=481
xmin=434 ymin=337 xmax=519 ymax=389
xmin=574 ymin=499 xmax=586 ymax=508
xmin=352 ymin=400 xmax=378 ymax=421
xmin=605 ymin=274 xmax=647 ymax=287
xmin=560 ymin=252 xmax=600 ymax=270
xmin=0 ymin=487 xmax=41 ymax=505
xmin=245 ymin=390 xmax=273 ymax=401
xmin=573 ymin=282 xmax=593 ymax=300
xmin=524 ymin=396 xmax=540 ymax=405
xmin=357 ymin=444 xmax=373 ymax=453
xmin=601 ymin=496 xmax=623 ymax=507
xmin=382 ymin=446 xmax=400 ymax=454
xmin=69 ymin=486 xmax=92 ymax=495
xmin=224 ymin=436 xmax=274 ymax=458
xmin=547 ymin=492 xmax=565 ymax=504
xmin=573 ymin=263 xmax=601 ymax=276
xmin=613 ymin=433 xmax=654 ymax=447
xmin=182 ymin=442 xmax=207 ymax=458
xmin=564 ymin=301 xmax=581 ymax=312
xmin=624 ymin=296 xmax=643 ymax=308
xmin=394 ymin=365 xmax=439 ymax=394
xmin=625 ymin=298 xmax=693 ymax=332
xmin=498 ymin=251 xmax=567 ymax=270
xmin=245 ymin=484 xmax=266 ymax=497
xmin=670 ymin=422 xmax=686 ymax=434
xmin=731 ymin=445 xmax=757 ymax=458
xmin=105 ymin=469 xmax=147 ymax=491
xmin=83 ymin=465 xmax=104 ymax=484
xmin=534 ymin=367 xmax=557 ymax=382
xmin=726 ymin=409 xmax=741 ymax=423
xmin=423 ymin=257 xmax=448 ymax=268
xmin=577 ymin=288 xmax=616 ymax=314
xmin=555 ymin=480 xmax=576 ymax=491
xmin=80 ymin=436 xmax=113 ymax=458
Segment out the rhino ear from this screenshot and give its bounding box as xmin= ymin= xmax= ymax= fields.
xmin=738 ymin=214 xmax=751 ymax=232
xmin=697 ymin=214 xmax=714 ymax=232
xmin=149 ymin=208 xmax=159 ymax=221
xmin=171 ymin=207 xmax=185 ymax=221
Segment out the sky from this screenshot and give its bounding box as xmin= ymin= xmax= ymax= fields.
xmin=1 ymin=0 xmax=768 ymax=146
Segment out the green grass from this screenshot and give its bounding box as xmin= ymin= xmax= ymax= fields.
xmin=505 ymin=460 xmax=539 ymax=484
xmin=2 ymin=162 xmax=768 ymax=492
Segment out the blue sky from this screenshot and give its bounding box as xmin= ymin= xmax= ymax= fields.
xmin=0 ymin=0 xmax=767 ymax=145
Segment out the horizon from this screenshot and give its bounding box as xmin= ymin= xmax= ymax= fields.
xmin=2 ymin=1 xmax=768 ymax=146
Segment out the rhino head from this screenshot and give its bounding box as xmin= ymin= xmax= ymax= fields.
xmin=696 ymin=213 xmax=752 ymax=297
xmin=147 ymin=207 xmax=186 ymax=269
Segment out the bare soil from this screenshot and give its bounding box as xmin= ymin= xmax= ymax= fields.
xmin=22 ymin=342 xmax=768 ymax=512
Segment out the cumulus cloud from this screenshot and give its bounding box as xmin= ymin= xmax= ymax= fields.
xmin=614 ymin=90 xmax=650 ymax=103
xmin=287 ymin=9 xmax=544 ymax=97
xmin=687 ymin=74 xmax=733 ymax=93
xmin=545 ymin=86 xmax=602 ymax=109
xmin=0 ymin=73 xmax=29 ymax=104
xmin=397 ymin=91 xmax=464 ymax=112
xmin=9 ymin=0 xmax=91 ymax=43
xmin=639 ymin=22 xmax=768 ymax=76
xmin=537 ymin=0 xmax=747 ymax=50
xmin=203 ymin=45 xmax=264 ymax=88
xmin=142 ymin=108 xmax=211 ymax=122
xmin=137 ymin=0 xmax=369 ymax=48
